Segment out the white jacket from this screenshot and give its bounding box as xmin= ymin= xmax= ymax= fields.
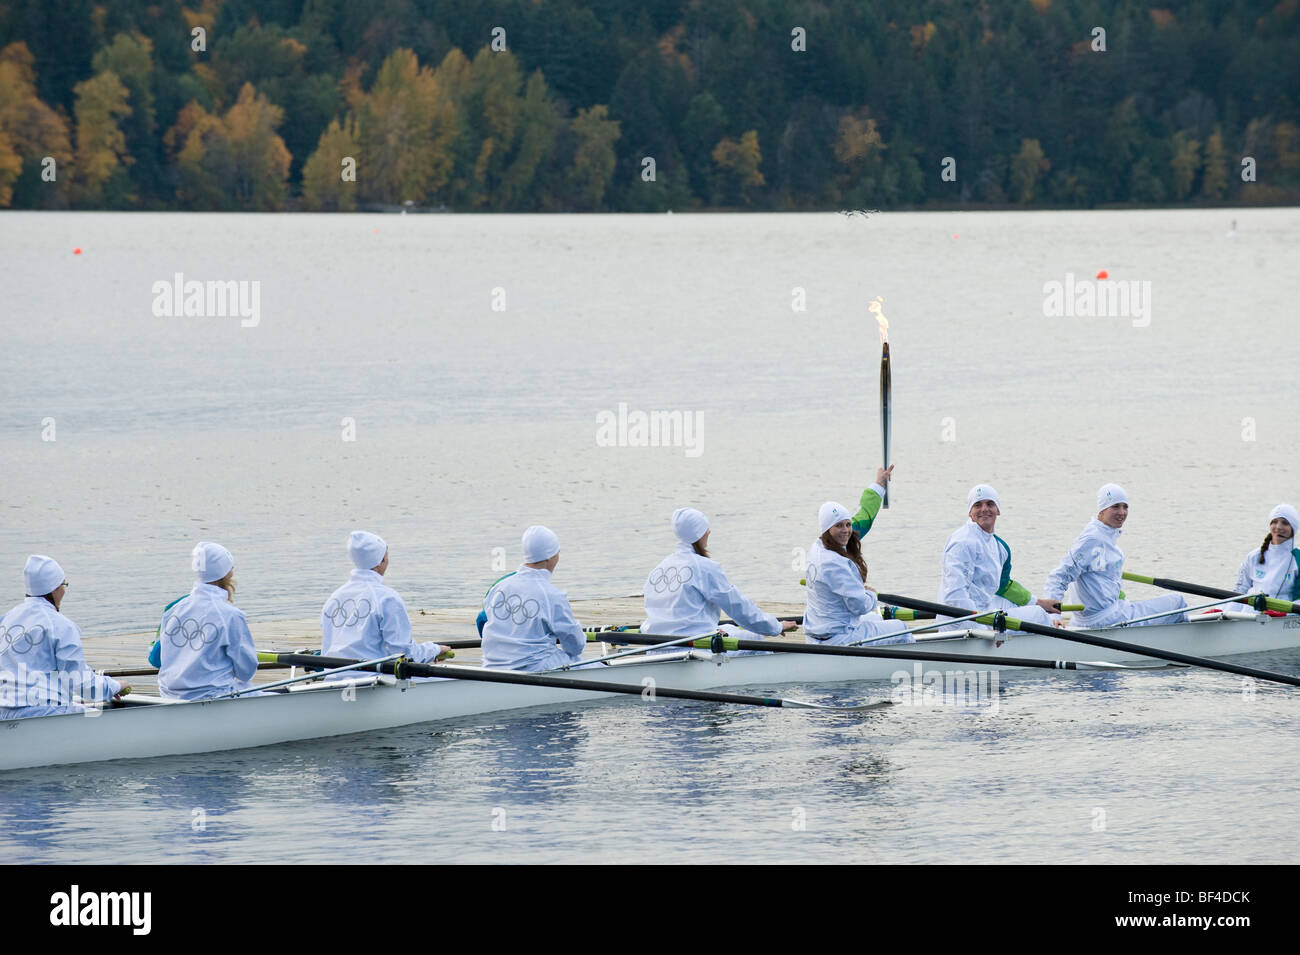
xmin=0 ymin=597 xmax=121 ymax=710
xmin=1234 ymin=543 xmax=1299 ymax=600
xmin=642 ymin=542 xmax=781 ymax=637
xmin=158 ymin=583 xmax=259 ymax=700
xmin=322 ymin=569 xmax=446 ymax=666
xmin=1044 ymin=518 xmax=1126 ymax=626
xmin=482 ymin=566 xmax=586 ymax=671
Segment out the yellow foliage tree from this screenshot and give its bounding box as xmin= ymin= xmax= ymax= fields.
xmin=301 ymin=116 xmax=360 ymax=210
xmin=224 ymin=82 xmax=291 ymax=209
xmin=355 ymin=48 xmax=457 ymax=204
xmin=72 ymin=70 xmax=132 ymax=205
xmin=1200 ymin=128 xmax=1228 ymax=199
xmin=0 ymin=43 xmax=73 ymax=206
xmin=834 ymin=112 xmax=886 ymax=168
xmin=712 ymin=129 xmax=765 ymax=204
xmin=167 ymin=83 xmax=291 ymax=209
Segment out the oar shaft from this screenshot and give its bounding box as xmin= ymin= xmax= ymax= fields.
xmin=262 ymin=652 xmax=793 ymax=708
xmin=1123 ymin=571 xmax=1300 ymax=615
xmin=878 ymin=593 xmax=1300 ymax=689
xmin=592 ymin=632 xmax=1081 ymax=671
xmin=104 ymin=661 xmax=289 ymax=678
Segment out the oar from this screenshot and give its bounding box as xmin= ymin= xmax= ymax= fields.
xmin=256 ymin=651 xmax=888 ymax=711
xmin=214 ymin=653 xmax=406 ymax=699
xmin=589 ymin=632 xmax=1160 ymax=671
xmin=878 ymin=594 xmax=1300 ymax=689
xmin=1123 ymin=571 xmax=1298 ymax=614
xmin=104 ymin=661 xmax=291 ymax=678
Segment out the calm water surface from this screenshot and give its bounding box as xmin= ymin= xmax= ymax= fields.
xmin=1 ymin=210 xmax=1297 ymax=862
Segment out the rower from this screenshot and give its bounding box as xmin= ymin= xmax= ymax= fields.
xmin=157 ymin=542 xmax=260 ymax=700
xmin=1044 ymin=484 xmax=1188 ymax=628
xmin=0 ymin=556 xmax=128 ymax=719
xmin=481 ymin=526 xmax=588 ymax=671
xmin=938 ymin=484 xmax=1060 ymax=628
xmin=321 ymin=531 xmax=450 ymax=671
xmin=803 ymin=468 xmax=915 ymax=647
xmin=1232 ymin=504 xmax=1300 ymax=602
xmin=641 ymin=507 xmax=798 ymax=652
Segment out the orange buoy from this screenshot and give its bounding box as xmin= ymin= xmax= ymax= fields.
xmin=1096 ymin=269 xmax=1108 ymax=279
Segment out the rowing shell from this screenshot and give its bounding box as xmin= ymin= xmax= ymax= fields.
xmin=3 ymin=613 xmax=1298 ymax=771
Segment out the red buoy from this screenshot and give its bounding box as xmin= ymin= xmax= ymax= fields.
xmin=73 ymin=247 xmax=82 ymax=255
xmin=1096 ymin=269 xmax=1108 ymax=279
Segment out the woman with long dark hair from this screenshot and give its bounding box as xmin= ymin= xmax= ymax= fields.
xmin=803 ymin=467 xmax=912 ymax=647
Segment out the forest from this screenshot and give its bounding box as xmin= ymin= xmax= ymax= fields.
xmin=1 ymin=0 xmax=1296 ymax=211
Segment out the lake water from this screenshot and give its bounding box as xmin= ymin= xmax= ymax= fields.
xmin=1 ymin=209 xmax=1297 ymax=862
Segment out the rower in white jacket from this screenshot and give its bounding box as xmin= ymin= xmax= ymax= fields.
xmin=482 ymin=526 xmax=588 ymax=671
xmin=1044 ymin=484 xmax=1188 ymax=629
xmin=1233 ymin=504 xmax=1300 ymax=601
xmin=0 ymin=556 xmax=126 ymax=718
xmin=803 ymin=469 xmax=914 ymax=647
xmin=938 ymin=484 xmax=1060 ymax=628
xmin=321 ymin=531 xmax=450 ymax=672
xmin=158 ymin=542 xmax=260 ymax=700
xmin=642 ymin=507 xmax=798 ymax=651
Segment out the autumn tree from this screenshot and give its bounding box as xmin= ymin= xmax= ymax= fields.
xmin=71 ymin=71 xmax=132 ymax=206
xmin=0 ymin=43 xmax=72 ymax=207
xmin=712 ymin=130 xmax=765 ymax=205
xmin=168 ymin=83 xmax=291 ymax=210
xmin=835 ymin=109 xmax=887 ymax=206
xmin=300 ymin=116 xmax=360 ymax=210
xmin=1200 ymin=128 xmax=1228 ymax=199
xmin=350 ymin=48 xmax=456 ymax=205
xmin=91 ymin=32 xmax=158 ymax=202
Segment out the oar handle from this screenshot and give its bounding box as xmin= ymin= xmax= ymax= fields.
xmin=1123 ymin=571 xmax=1299 ymax=614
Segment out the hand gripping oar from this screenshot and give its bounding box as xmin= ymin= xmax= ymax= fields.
xmin=877 ymin=594 xmax=1300 ymax=689
xmin=1123 ymin=571 xmax=1300 ymax=615
xmin=588 ymin=632 xmax=1155 ymax=671
xmin=257 ymin=652 xmax=888 ymax=711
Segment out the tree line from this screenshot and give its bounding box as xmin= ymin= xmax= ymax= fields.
xmin=1 ymin=0 xmax=1296 ymax=211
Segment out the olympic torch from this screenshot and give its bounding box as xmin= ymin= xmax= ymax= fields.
xmin=869 ymin=297 xmax=891 ymax=508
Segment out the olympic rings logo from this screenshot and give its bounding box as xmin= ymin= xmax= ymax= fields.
xmin=490 ymin=592 xmax=540 ymax=625
xmin=649 ymin=566 xmax=694 ymax=594
xmin=0 ymin=624 xmax=47 ymax=655
xmin=325 ymin=598 xmax=372 ymax=628
xmin=164 ymin=616 xmax=220 ymax=650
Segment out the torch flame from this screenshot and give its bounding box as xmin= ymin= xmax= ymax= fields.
xmin=868 ymin=296 xmax=889 ymax=346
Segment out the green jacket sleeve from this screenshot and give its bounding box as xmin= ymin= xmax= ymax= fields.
xmin=851 ymin=483 xmax=886 ymax=539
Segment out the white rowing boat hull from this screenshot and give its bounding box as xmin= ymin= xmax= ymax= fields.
xmin=3 ymin=614 xmax=1298 ymax=771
